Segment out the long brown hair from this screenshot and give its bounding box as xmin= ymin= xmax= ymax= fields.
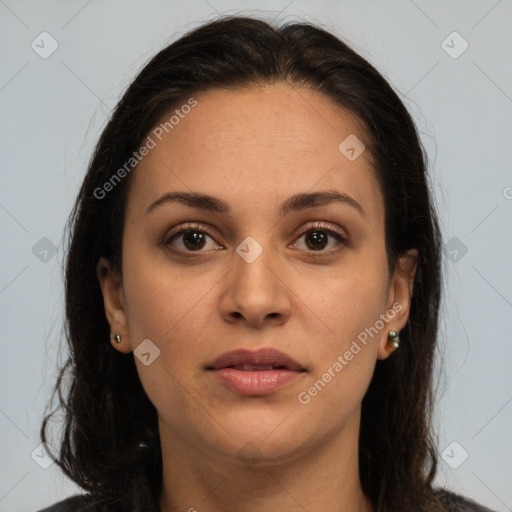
xmin=41 ymin=15 xmax=443 ymax=511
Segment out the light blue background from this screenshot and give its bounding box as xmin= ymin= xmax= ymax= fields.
xmin=1 ymin=1 xmax=511 ymax=510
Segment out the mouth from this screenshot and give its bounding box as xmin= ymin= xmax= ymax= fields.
xmin=206 ymin=348 xmax=306 ymax=396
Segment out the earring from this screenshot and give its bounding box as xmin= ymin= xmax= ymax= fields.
xmin=387 ymin=330 xmax=400 ymax=352
xmin=111 ymin=333 xmax=122 ymax=344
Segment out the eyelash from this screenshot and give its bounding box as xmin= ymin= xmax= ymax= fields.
xmin=162 ymin=221 xmax=348 ymax=258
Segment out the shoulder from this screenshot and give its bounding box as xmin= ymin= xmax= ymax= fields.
xmin=433 ymin=488 xmax=497 ymax=512
xmin=35 ymin=468 xmax=159 ymax=512
xmin=36 ymin=494 xmax=101 ymax=512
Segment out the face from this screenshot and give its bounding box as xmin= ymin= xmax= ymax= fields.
xmin=98 ymin=83 xmax=417 ymax=467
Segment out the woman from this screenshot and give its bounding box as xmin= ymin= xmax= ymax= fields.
xmin=38 ymin=15 xmax=496 ymax=512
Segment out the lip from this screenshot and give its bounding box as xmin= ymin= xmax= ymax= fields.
xmin=206 ymin=348 xmax=306 ymax=396
xmin=207 ymin=348 xmax=304 ymax=371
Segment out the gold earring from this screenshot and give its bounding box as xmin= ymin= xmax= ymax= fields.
xmin=111 ymin=334 xmax=122 ymax=344
xmin=387 ymin=330 xmax=399 ymax=352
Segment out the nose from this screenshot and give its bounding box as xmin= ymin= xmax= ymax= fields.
xmin=219 ymin=240 xmax=292 ymax=328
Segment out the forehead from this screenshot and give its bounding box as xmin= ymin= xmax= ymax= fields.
xmin=128 ymin=83 xmax=383 ymax=221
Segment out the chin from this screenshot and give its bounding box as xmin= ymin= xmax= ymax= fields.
xmin=196 ymin=410 xmax=313 ymax=466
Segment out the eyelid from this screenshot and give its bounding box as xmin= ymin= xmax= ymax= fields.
xmin=289 ymin=221 xmax=349 ymax=255
xmin=291 ymin=221 xmax=348 ymax=241
xmin=162 ymin=222 xmax=221 ymax=246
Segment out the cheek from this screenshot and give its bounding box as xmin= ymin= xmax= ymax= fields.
xmin=295 ymin=290 xmax=385 ymax=430
xmin=300 ymin=251 xmax=390 ymax=345
xmin=120 ymin=242 xmax=233 ymax=403
xmin=122 ymin=258 xmax=216 ymax=350
xmin=293 ymin=251 xmax=390 ymax=413
xmin=120 ymin=254 xmax=218 ymax=419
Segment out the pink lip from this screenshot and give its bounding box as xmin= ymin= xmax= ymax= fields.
xmin=206 ymin=348 xmax=306 ymax=396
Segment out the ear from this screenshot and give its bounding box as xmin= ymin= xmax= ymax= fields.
xmin=96 ymin=257 xmax=132 ymax=354
xmin=377 ymin=249 xmax=418 ymax=360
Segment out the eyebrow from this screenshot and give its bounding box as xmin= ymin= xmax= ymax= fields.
xmin=146 ymin=189 xmax=365 ymax=218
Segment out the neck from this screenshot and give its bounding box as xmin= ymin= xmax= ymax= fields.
xmin=157 ymin=412 xmax=374 ymax=512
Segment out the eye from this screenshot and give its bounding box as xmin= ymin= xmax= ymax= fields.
xmin=162 ymin=221 xmax=348 ymax=256
xmin=290 ymin=222 xmax=348 ymax=254
xmin=164 ymin=224 xmax=221 ymax=253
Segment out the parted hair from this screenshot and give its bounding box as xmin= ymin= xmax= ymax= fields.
xmin=41 ymin=15 xmax=443 ymax=511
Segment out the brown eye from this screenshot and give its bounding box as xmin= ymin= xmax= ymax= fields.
xmin=304 ymin=230 xmax=329 ymax=250
xmin=165 ymin=225 xmax=220 ymax=253
xmin=180 ymin=230 xmax=207 ymax=251
xmin=292 ymin=224 xmax=348 ymax=254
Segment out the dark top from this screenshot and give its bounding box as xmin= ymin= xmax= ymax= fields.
xmin=37 ymin=471 xmax=497 ymax=512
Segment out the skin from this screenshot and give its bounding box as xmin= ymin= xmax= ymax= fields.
xmin=98 ymin=83 xmax=417 ymax=512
